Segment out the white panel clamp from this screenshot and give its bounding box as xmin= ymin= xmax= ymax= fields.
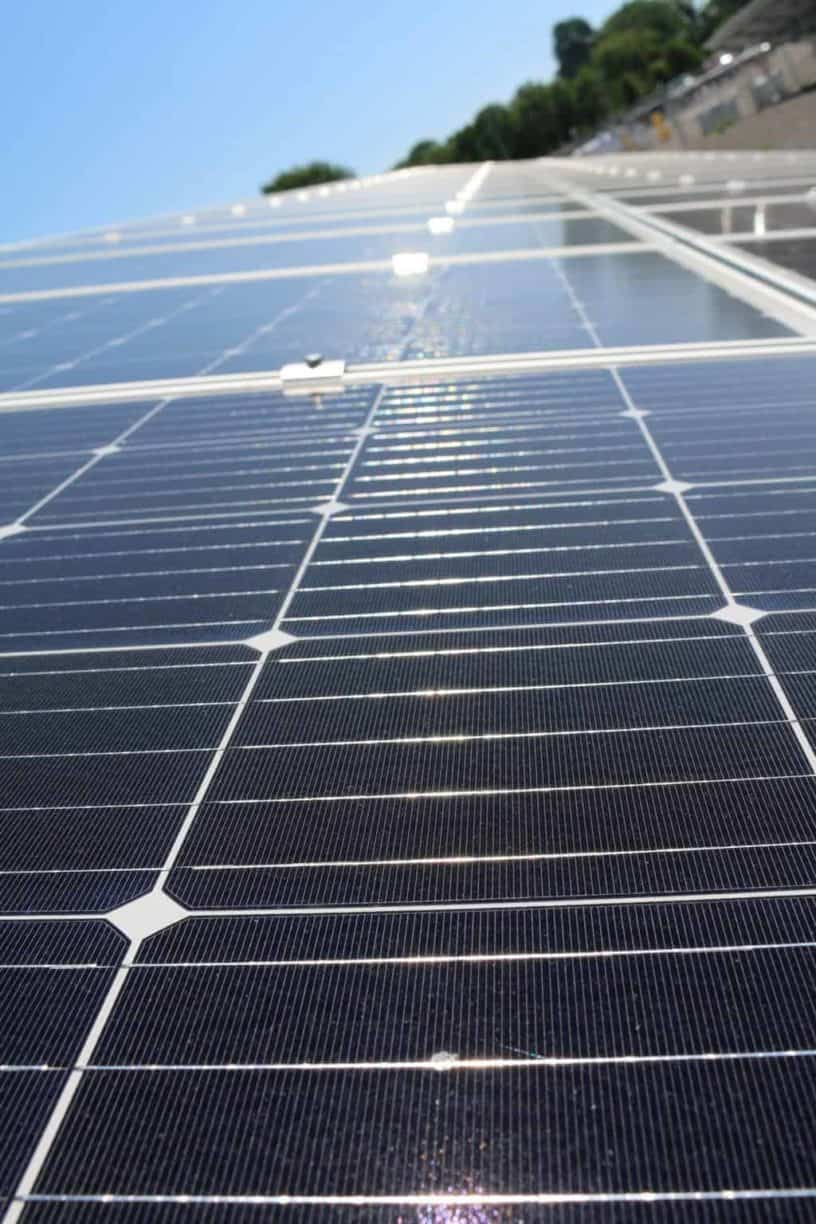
xmin=280 ymin=356 xmax=346 ymax=397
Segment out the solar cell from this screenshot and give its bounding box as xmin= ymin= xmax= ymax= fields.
xmin=3 ymin=153 xmax=816 ymax=1220
xmin=30 ymin=1064 xmax=816 ymax=1198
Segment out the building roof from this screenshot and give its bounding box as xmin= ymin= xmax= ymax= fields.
xmin=707 ymin=0 xmax=816 ymax=51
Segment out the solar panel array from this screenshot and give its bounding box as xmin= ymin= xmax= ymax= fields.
xmin=3 ymin=151 xmax=816 ymax=1221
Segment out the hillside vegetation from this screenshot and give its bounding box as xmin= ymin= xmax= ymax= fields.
xmin=394 ymin=0 xmax=750 ymax=166
xmin=259 ymin=1 xmax=750 ymax=193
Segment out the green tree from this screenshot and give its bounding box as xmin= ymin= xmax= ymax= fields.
xmin=471 ymin=104 xmax=517 ymax=158
xmin=591 ymin=28 xmax=663 ymax=107
xmin=600 ymin=1 xmax=690 ymax=40
xmin=553 ymin=18 xmax=595 ymax=79
xmin=444 ymin=105 xmax=517 ymax=161
xmin=549 ymin=79 xmax=577 ymax=143
xmin=510 ymin=83 xmax=559 ymax=157
xmin=390 ymin=0 xmax=719 ymax=169
xmin=661 ymin=36 xmax=705 ymax=76
xmin=261 ymin=161 xmax=354 ymax=194
xmin=571 ymin=66 xmax=608 ymax=132
xmin=697 ymin=0 xmax=752 ymax=42
xmin=445 ymin=123 xmax=483 ymax=162
xmin=395 ymin=139 xmax=448 ymax=168
xmin=672 ymin=1 xmax=700 ymax=32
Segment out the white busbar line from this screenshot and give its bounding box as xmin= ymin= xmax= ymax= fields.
xmin=13 ymin=1192 xmax=816 ymax=1207
xmin=14 ymin=1191 xmax=816 ymax=1207
xmin=8 ymin=1048 xmax=816 ymax=1074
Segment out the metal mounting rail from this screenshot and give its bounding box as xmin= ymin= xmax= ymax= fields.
xmin=552 ymin=176 xmax=816 ymax=339
xmin=1 ymin=336 xmax=816 ymax=412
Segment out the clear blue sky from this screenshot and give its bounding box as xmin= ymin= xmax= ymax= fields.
xmin=2 ymin=0 xmax=617 ymax=242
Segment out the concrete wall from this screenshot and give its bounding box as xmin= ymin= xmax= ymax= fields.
xmin=678 ymin=89 xmax=816 ymax=151
xmin=574 ymin=40 xmax=816 ymax=157
xmin=675 ymin=42 xmax=816 ymax=146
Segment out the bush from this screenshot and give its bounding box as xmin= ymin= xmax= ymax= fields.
xmin=261 ymin=162 xmax=355 ymax=195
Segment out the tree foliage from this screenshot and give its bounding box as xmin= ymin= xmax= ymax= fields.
xmin=261 ymin=161 xmax=354 ymax=194
xmin=662 ymin=36 xmax=705 ymax=76
xmin=394 ymin=140 xmax=449 ymax=168
xmin=600 ymin=1 xmax=691 ymax=40
xmin=590 ymin=2 xmax=703 ymax=107
xmin=553 ymin=18 xmax=595 ymax=79
xmin=261 ymin=1 xmax=751 ymax=183
xmin=571 ymin=66 xmax=609 ymax=130
xmin=456 ymin=104 xmax=518 ymax=160
xmin=511 ymin=83 xmax=559 ymax=157
xmin=696 ymin=0 xmax=753 ymax=42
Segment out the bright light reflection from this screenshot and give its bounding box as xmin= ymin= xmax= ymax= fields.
xmin=415 ymin=1189 xmax=508 ymax=1223
xmin=428 ymin=217 xmax=455 ymax=235
xmin=393 ymin=252 xmax=430 ymax=276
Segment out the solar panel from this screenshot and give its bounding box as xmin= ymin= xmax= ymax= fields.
xmin=3 ymin=152 xmax=816 ymax=1220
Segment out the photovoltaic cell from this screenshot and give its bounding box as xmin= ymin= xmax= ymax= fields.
xmin=3 ymin=153 xmax=816 ymax=1219
xmin=30 ymin=1062 xmax=816 ymax=1196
